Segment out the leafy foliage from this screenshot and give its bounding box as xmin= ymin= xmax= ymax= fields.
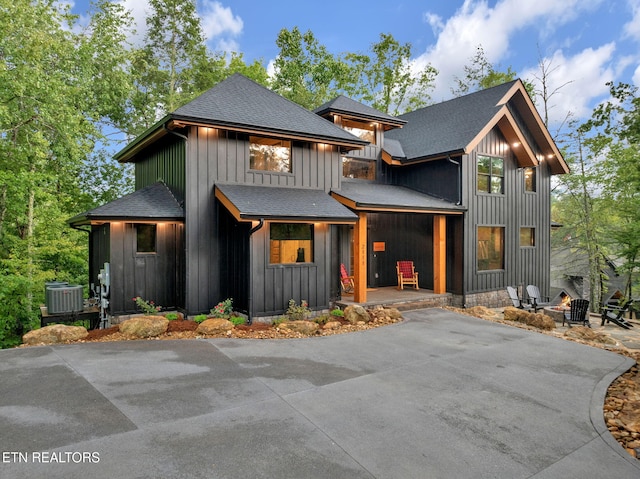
xmin=210 ymin=298 xmax=233 ymax=318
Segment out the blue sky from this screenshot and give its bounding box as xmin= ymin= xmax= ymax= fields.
xmin=69 ymin=0 xmax=640 ymax=134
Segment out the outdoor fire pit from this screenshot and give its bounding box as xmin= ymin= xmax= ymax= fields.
xmin=542 ymin=305 xmax=568 ymax=323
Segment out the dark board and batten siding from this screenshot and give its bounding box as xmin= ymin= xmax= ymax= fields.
xmin=184 ymin=126 xmax=344 ymax=315
xmin=462 ymin=127 xmax=552 ymax=297
xmin=107 ymin=222 xmax=183 ymax=315
xmin=135 ymin=135 xmax=186 ymax=203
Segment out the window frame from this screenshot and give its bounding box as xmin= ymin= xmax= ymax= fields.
xmin=477 ymin=154 xmax=504 ymax=194
xmin=342 ymin=118 xmax=376 ymax=144
xmin=249 ymin=135 xmax=292 ymax=174
xmin=269 ymin=223 xmax=314 ymax=265
xmin=135 ymin=223 xmax=157 ymax=254
xmin=341 ymin=156 xmax=377 ymax=180
xmin=524 ymin=167 xmax=537 ymax=193
xmin=520 ymin=227 xmax=536 ymax=248
xmin=477 ymin=226 xmax=505 ymax=271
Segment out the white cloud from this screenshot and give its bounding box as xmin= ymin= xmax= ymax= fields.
xmin=199 ymin=0 xmax=243 ymax=40
xmin=633 ymin=64 xmax=640 ymax=87
xmin=415 ymin=0 xmax=606 ymax=101
xmin=521 ymin=44 xmax=616 ymax=128
xmin=623 ymin=0 xmax=640 ymax=40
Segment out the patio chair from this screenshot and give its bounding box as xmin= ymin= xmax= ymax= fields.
xmin=396 ymin=261 xmax=419 ymax=290
xmin=601 ymin=299 xmax=635 ymax=330
xmin=506 ymin=286 xmax=532 ymax=310
xmin=562 ymin=298 xmax=590 ymax=327
xmin=526 ymin=285 xmax=553 ymax=313
xmin=340 ymin=263 xmax=355 ymax=294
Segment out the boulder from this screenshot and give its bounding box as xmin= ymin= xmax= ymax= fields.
xmin=23 ymin=324 xmax=88 ymax=345
xmin=119 ymin=316 xmax=169 ymax=338
xmin=323 ymin=321 xmax=342 ymax=330
xmin=344 ymin=305 xmax=370 ymax=324
xmin=278 ymin=320 xmax=319 ymax=335
xmin=196 ymin=318 xmax=234 ymax=335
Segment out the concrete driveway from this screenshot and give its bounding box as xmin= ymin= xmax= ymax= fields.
xmin=1 ymin=308 xmax=639 ymax=478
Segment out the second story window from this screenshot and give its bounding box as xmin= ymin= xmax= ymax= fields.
xmin=342 ymin=119 xmax=376 ymax=144
xmin=524 ymin=167 xmax=536 ymax=192
xmin=477 ymin=155 xmax=504 ymax=194
xmin=249 ymin=136 xmax=291 ymax=173
xmin=342 ymin=157 xmax=376 ymax=180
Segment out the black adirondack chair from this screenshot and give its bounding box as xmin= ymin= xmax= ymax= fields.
xmin=563 ymin=298 xmax=590 ymax=327
xmin=601 ymin=300 xmax=635 ymax=330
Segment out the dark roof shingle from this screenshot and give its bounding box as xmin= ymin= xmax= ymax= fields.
xmin=68 ymin=182 xmax=184 ymax=225
xmin=215 ymin=183 xmax=358 ymax=222
xmin=314 ymin=95 xmax=406 ymax=128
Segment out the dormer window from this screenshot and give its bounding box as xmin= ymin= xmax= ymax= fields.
xmin=342 ymin=119 xmax=376 ymax=144
xmin=249 ymin=136 xmax=291 ymax=173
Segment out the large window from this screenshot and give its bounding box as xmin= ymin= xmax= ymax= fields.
xmin=342 ymin=119 xmax=375 ymax=144
xmin=270 ymin=223 xmax=313 ymax=264
xmin=136 ymin=224 xmax=157 ymax=253
xmin=342 ymin=157 xmax=376 ymax=180
xmin=249 ymin=136 xmax=291 ymax=173
xmin=477 ymin=155 xmax=504 ymax=194
xmin=524 ymin=167 xmax=536 ymax=192
xmin=477 ymin=226 xmax=504 ymax=271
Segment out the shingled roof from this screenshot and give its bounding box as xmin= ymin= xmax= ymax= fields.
xmin=215 ymin=183 xmax=358 ymax=223
xmin=116 ymin=74 xmax=368 ymax=162
xmin=331 ymin=182 xmax=465 ymax=213
xmin=68 ymin=182 xmax=184 ymax=226
xmin=385 ymin=81 xmax=518 ymax=162
xmin=314 ymin=95 xmax=406 ymax=130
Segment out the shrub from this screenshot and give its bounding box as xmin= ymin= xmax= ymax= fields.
xmin=210 ymin=298 xmax=233 ymax=318
xmin=286 ymin=299 xmax=311 ymax=321
xmin=165 ymin=312 xmax=179 ymax=321
xmin=314 ymin=314 xmax=331 ymax=325
xmin=229 ymin=316 xmax=245 ymax=326
xmin=133 ymin=296 xmax=161 ymax=315
xmin=330 ymin=308 xmax=344 ymax=317
xmin=193 ymin=314 xmax=208 ymax=324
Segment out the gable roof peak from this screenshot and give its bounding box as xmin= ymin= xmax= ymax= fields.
xmin=314 ymin=95 xmax=407 ymax=129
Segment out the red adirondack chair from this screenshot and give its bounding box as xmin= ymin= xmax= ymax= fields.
xmin=396 ymin=261 xmax=419 ymax=290
xmin=340 ymin=263 xmax=355 ymax=294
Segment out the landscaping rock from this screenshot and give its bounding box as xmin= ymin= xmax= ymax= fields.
xmin=278 ymin=320 xmax=319 ymax=335
xmin=344 ymin=305 xmax=371 ymax=324
xmin=324 ymin=321 xmax=342 ymax=330
xmin=23 ymin=324 xmax=88 ymax=345
xmin=196 ymin=318 xmax=234 ymax=335
xmin=119 ymin=316 xmax=169 ymax=338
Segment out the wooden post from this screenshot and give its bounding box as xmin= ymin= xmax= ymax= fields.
xmin=353 ymin=212 xmax=367 ymax=303
xmin=433 ymin=215 xmax=446 ymax=294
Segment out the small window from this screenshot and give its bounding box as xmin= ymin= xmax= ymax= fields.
xmin=477 ymin=155 xmax=504 ymax=194
xmin=342 ymin=119 xmax=376 ymax=144
xmin=477 ymin=226 xmax=504 ymax=271
xmin=524 ymin=167 xmax=536 ymax=192
xmin=342 ymin=157 xmax=376 ymax=180
xmin=249 ymin=136 xmax=291 ymax=173
xmin=270 ymin=223 xmax=313 ymax=264
xmin=520 ymin=227 xmax=535 ymax=247
xmin=136 ymin=224 xmax=157 ymax=253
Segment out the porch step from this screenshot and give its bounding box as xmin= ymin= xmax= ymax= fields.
xmin=337 ymin=295 xmax=452 ymax=312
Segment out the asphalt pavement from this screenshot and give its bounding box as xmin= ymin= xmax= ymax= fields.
xmin=1 ymin=308 xmax=639 ymax=478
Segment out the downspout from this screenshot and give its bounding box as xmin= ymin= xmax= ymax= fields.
xmin=247 ymin=219 xmax=265 ymax=324
xmin=447 ymin=155 xmax=465 ymax=306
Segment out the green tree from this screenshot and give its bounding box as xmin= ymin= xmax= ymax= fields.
xmin=271 ymin=27 xmax=350 ymax=109
xmin=346 ymin=33 xmax=438 ymax=115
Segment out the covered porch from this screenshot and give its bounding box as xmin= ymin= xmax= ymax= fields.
xmin=336 ymin=286 xmax=453 ymax=311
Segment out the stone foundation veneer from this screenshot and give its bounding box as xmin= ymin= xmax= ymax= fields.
xmin=459 ymin=289 xmax=512 ymax=309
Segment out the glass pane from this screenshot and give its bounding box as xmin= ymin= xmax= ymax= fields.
xmin=249 ymin=136 xmax=291 ymax=172
xmin=343 ymin=120 xmax=375 ymax=144
xmin=136 ymin=224 xmax=156 ymax=253
xmin=477 ymin=226 xmax=504 ymax=270
xmin=490 ymin=176 xmax=503 ymax=194
xmin=520 ymin=227 xmax=535 ymax=247
xmin=524 ymin=167 xmax=536 ymax=192
xmin=342 ymin=157 xmax=376 ymax=180
xmin=491 ymin=158 xmax=504 ymax=176
xmin=477 ymin=155 xmax=491 ymax=174
xmin=270 ymin=224 xmax=314 ymax=264
xmin=477 ymin=174 xmax=489 ymax=192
